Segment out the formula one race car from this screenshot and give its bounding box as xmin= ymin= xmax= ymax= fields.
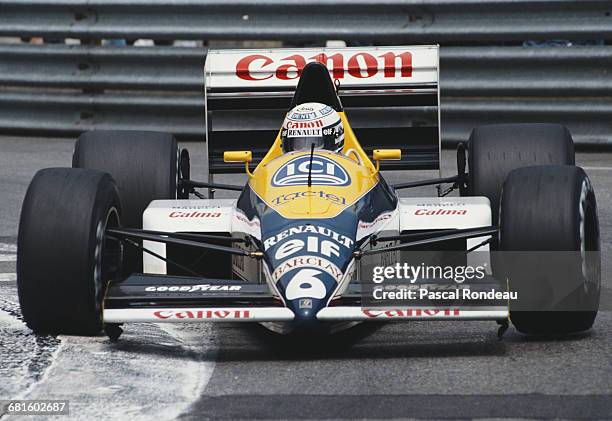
xmin=17 ymin=46 xmax=600 ymax=340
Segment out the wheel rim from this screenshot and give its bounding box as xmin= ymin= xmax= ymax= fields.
xmin=94 ymin=207 xmax=122 ymax=313
xmin=580 ymin=192 xmax=600 ymax=296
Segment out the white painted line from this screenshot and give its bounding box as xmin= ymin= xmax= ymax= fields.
xmin=0 ymin=273 xmax=16 ymax=282
xmin=0 ymin=254 xmax=17 ymax=262
xmin=0 ymin=243 xmax=17 ymax=253
xmin=0 ymin=308 xmax=24 ymax=329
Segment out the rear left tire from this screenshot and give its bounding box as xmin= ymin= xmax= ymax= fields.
xmin=73 ymin=130 xmax=179 ymax=273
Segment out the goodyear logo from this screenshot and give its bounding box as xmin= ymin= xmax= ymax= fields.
xmin=272 ymin=155 xmax=350 ymax=187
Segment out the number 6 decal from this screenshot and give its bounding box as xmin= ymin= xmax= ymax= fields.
xmin=285 ymin=269 xmax=326 ymax=300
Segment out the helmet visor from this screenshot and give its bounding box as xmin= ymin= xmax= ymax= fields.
xmin=284 ymin=136 xmax=326 ymax=152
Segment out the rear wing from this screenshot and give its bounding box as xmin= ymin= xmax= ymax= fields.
xmin=204 ymin=45 xmax=440 ymax=178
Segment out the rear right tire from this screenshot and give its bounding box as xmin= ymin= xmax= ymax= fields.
xmin=465 ymin=123 xmax=575 ymax=225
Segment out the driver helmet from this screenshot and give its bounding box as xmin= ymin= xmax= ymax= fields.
xmin=281 ymin=102 xmax=344 ymax=153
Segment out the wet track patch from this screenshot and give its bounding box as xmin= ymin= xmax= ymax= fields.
xmin=0 ymin=278 xmax=61 ymax=405
xmin=0 ymin=260 xmax=217 ymax=420
xmin=16 ymin=323 xmax=216 ymax=420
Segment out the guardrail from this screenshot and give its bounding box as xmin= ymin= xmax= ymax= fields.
xmin=0 ymin=0 xmax=611 ymax=145
xmin=1 ymin=0 xmax=611 ymax=42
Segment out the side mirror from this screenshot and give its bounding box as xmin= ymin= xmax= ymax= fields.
xmin=372 ymin=149 xmax=401 ymax=173
xmin=224 ymin=150 xmax=252 ymax=163
xmin=224 ymin=150 xmax=253 ymax=177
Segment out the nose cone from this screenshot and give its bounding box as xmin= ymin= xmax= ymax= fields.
xmin=262 ymin=223 xmax=356 ymax=321
xmin=278 ymin=266 xmax=340 ymax=320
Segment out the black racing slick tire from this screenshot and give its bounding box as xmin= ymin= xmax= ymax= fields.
xmin=17 ymin=168 xmax=122 ymax=335
xmin=465 ymin=123 xmax=575 ymax=225
xmin=73 ymin=130 xmax=178 ymax=272
xmin=499 ymin=165 xmax=600 ymax=335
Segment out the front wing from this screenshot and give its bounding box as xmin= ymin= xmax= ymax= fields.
xmin=103 ymin=274 xmax=508 ymax=323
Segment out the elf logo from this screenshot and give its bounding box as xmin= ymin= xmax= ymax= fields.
xmin=272 ymin=155 xmax=350 ymax=187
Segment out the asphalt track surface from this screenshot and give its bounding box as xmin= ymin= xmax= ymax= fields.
xmin=0 ymin=135 xmax=611 ymax=420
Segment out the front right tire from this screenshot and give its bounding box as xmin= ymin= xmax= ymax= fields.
xmin=498 ymin=165 xmax=600 ymax=335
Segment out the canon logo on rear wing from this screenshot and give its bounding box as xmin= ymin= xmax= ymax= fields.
xmin=236 ymin=51 xmax=413 ymax=81
xmin=205 ymin=46 xmax=439 ymax=89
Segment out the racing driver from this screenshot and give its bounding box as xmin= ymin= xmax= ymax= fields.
xmin=281 ymin=102 xmax=345 ymax=153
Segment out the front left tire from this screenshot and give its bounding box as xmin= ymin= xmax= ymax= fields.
xmin=17 ymin=168 xmax=122 ymax=335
